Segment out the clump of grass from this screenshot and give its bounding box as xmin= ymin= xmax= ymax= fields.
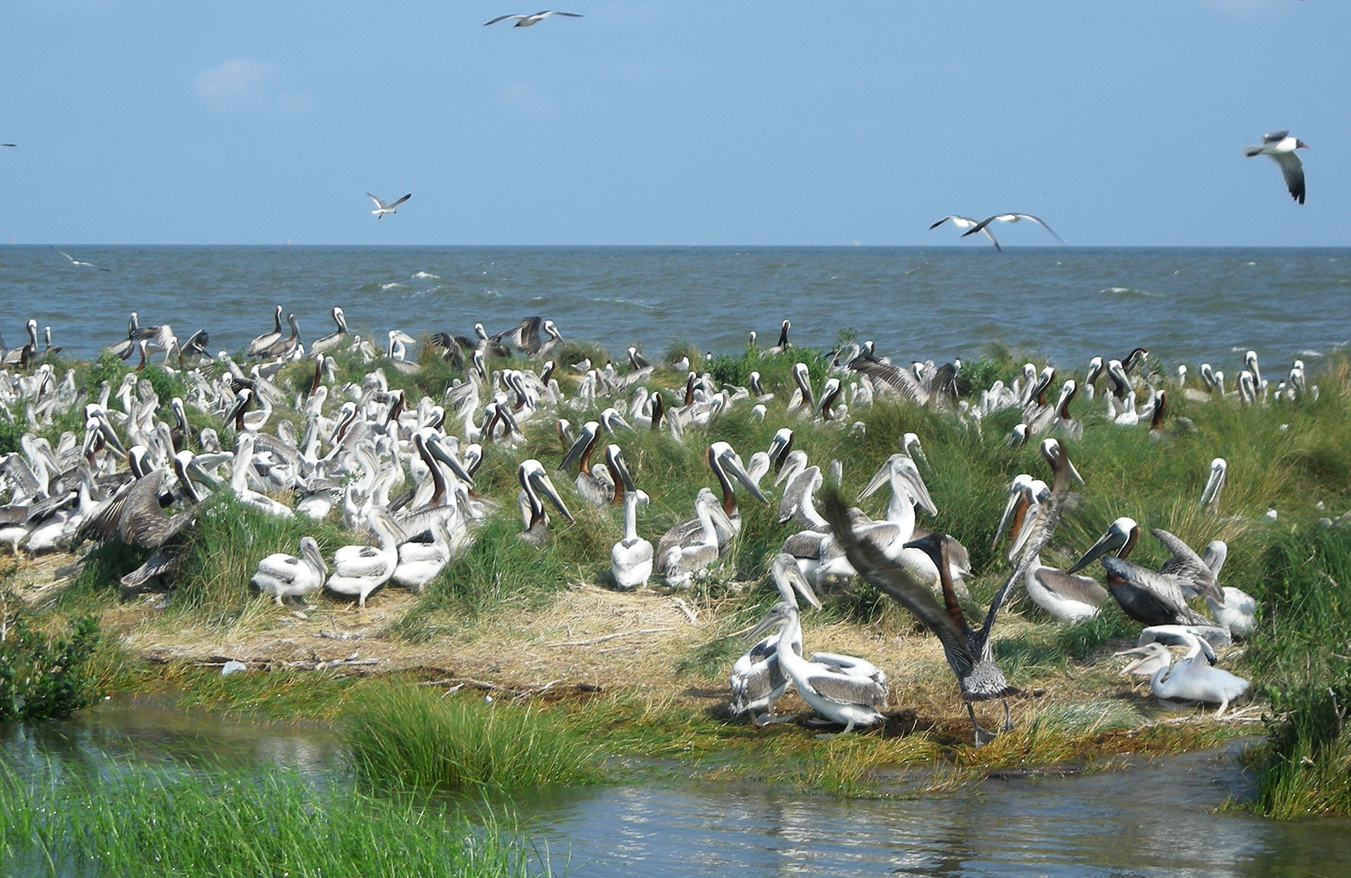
xmin=344 ymin=684 xmax=601 ymax=791
xmin=1246 ymin=524 xmax=1351 ymax=818
xmin=0 ymin=588 xmax=102 ymax=720
xmin=0 ymin=761 xmax=547 ymax=878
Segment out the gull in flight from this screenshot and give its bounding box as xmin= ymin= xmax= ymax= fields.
xmin=55 ymin=248 xmax=110 ymax=271
xmin=1 ymin=143 xmax=14 ymax=148
xmin=367 ymin=192 xmax=411 ymax=219
xmin=484 ymin=10 xmax=584 ymax=27
xmin=961 ymin=213 xmax=1065 ymax=246
xmin=929 ymin=215 xmax=1003 ymax=251
xmin=1245 ymin=130 xmax=1308 ymax=205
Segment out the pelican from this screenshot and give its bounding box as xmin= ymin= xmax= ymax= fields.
xmin=1200 ymin=457 xmax=1227 ymax=515
xmin=247 ymin=306 xmax=284 ymax=358
xmin=1115 ymin=628 xmax=1249 ymax=716
xmin=656 ymin=442 xmax=769 ymax=560
xmin=483 ymin=10 xmax=583 ymax=26
xmin=748 ymin=602 xmax=887 ymax=734
xmin=251 ymin=536 xmax=327 ymax=606
xmin=961 ymin=213 xmax=1065 ymax=245
xmin=611 ymin=489 xmax=653 ymax=590
xmin=310 ymin=307 xmax=349 ymax=355
xmin=1067 ymin=518 xmax=1214 ymax=628
xmin=367 ymin=192 xmax=411 ymax=218
xmin=1245 ymin=130 xmax=1308 ymax=204
xmin=517 ymin=458 xmax=573 ymax=548
xmin=392 ymin=517 xmax=454 ymax=593
xmin=657 ymin=488 xmax=733 ymax=589
xmin=929 ymin=215 xmax=1002 ymax=250
xmin=821 ymin=441 xmax=1080 ymax=744
xmin=326 ymin=509 xmax=404 ymax=607
xmin=728 ymin=553 xmax=823 ymax=725
xmin=1197 ymin=540 xmax=1256 ymax=637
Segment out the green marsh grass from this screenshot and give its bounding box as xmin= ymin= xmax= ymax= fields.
xmin=0 ymin=761 xmax=548 ymax=878
xmin=345 ymin=684 xmax=601 ymax=791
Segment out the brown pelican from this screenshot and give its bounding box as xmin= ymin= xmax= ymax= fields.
xmin=483 ymin=10 xmax=583 ymax=26
xmin=657 ymin=488 xmax=733 ymax=589
xmin=993 ymin=474 xmax=1106 ymax=623
xmin=1 ymin=319 xmax=39 ymax=368
xmin=748 ymin=601 xmax=887 ymax=734
xmin=251 ymin=536 xmax=327 ymax=606
xmin=656 ymin=442 xmax=768 ymax=560
xmin=1199 ymin=457 xmax=1227 ymax=515
xmin=848 ymin=355 xmax=957 ymax=410
xmin=728 ymin=553 xmax=824 ymax=724
xmin=1115 ymin=628 xmax=1249 ymax=716
xmin=1245 ymin=130 xmax=1308 ymax=204
xmin=1067 ymin=518 xmax=1215 ymax=627
xmin=767 ymin=320 xmax=791 ymax=354
xmin=247 ymin=306 xmax=284 ymax=358
xmin=517 ymin=458 xmax=573 ymax=548
xmin=310 ymin=307 xmax=349 ymax=355
xmin=367 ymin=191 xmax=411 ymax=218
xmin=326 ymin=509 xmax=404 ymax=607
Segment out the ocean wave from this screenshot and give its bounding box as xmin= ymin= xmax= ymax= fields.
xmin=412 ymin=271 xmax=441 ymax=280
xmin=381 ymin=282 xmax=406 ymax=291
xmin=1098 ymin=286 xmax=1158 ymax=298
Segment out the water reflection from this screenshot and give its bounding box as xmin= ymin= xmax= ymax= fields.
xmin=4 ymin=703 xmax=1350 ymax=878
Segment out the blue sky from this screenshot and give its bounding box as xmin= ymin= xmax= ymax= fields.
xmin=1 ymin=1 xmax=1345 ymax=246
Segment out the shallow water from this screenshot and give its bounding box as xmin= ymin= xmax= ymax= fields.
xmin=4 ymin=245 xmax=1350 ymax=369
xmin=4 ymin=702 xmax=1350 ymax=877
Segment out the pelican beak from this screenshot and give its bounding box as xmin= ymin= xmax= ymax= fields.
xmin=859 ymin=455 xmax=896 ymax=500
xmin=766 ymin=429 xmax=793 ymax=472
xmin=427 ymin=435 xmax=475 ymax=487
xmin=720 ymin=447 xmax=769 ymax=504
xmin=558 ymin=422 xmax=597 ymax=473
xmin=783 ymin=562 xmax=823 ymax=610
xmin=992 ymin=484 xmax=1027 ymax=550
xmin=1065 ymin=523 xmax=1130 ymax=575
xmin=898 ymin=460 xmax=937 ymax=516
xmin=532 ymin=470 xmax=574 ymax=523
xmin=608 ymin=446 xmax=637 ymax=494
xmin=746 ymin=604 xmax=791 ymax=639
xmin=1113 ymin=645 xmax=1170 ymax=677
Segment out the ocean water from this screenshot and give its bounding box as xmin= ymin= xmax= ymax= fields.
xmin=3 ymin=245 xmax=1348 ymax=371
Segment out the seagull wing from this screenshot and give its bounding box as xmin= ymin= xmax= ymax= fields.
xmin=484 ymin=14 xmax=525 ymax=25
xmin=550 ymin=11 xmax=584 ymax=17
xmin=1271 ymin=152 xmax=1306 ymax=204
xmin=1263 ymin=130 xmax=1290 ymax=144
xmin=929 ymin=215 xmax=977 ymax=230
xmin=367 ymin=193 xmax=388 ymax=209
xmin=1009 ymin=213 xmax=1065 ymax=242
xmin=388 ymin=193 xmax=412 ymax=208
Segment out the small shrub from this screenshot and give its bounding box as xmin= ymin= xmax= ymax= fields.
xmin=0 ymin=590 xmax=102 ymax=721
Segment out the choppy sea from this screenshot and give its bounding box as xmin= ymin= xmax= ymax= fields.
xmin=3 ymin=246 xmax=1348 ymax=371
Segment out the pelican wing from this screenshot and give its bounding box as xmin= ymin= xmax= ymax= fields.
xmin=848 ymin=355 xmax=928 ymax=406
xmin=1033 ymin=567 xmax=1108 ymax=607
xmin=118 ymin=470 xmax=197 ymax=548
xmin=120 ymin=546 xmax=183 ymax=588
xmin=1102 ymin=556 xmax=1210 ymax=625
xmin=803 ymin=671 xmax=887 ymax=709
xmin=822 ymin=489 xmax=975 ymax=678
xmin=1152 ymin=528 xmax=1222 ymax=601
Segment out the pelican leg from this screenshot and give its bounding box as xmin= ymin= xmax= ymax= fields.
xmin=1214 ymin=698 xmax=1230 ymax=719
xmin=1001 ymin=698 xmax=1013 ymax=732
xmin=753 ymin=713 xmax=799 ymax=728
xmin=968 ymin=703 xmax=997 ymax=747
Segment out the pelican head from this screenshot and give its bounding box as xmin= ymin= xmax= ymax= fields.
xmin=769 ymin=552 xmax=822 ymax=610
xmin=1066 ymin=516 xmax=1139 ymax=575
xmin=1039 ymin=437 xmax=1083 ymax=486
xmin=1200 ymin=457 xmax=1227 ymax=514
xmin=709 ymin=442 xmax=769 ymax=504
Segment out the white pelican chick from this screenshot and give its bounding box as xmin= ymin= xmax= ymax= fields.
xmin=1115 ymin=629 xmax=1249 ymax=716
xmin=326 ymin=509 xmax=404 ymax=607
xmin=611 ymin=489 xmax=653 ymax=590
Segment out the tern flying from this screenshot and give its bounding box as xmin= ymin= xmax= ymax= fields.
xmin=1244 ymin=130 xmax=1308 ymax=205
xmin=484 ymin=10 xmax=583 ymax=26
xmin=367 ymin=192 xmax=411 ymax=219
xmin=929 ymin=215 xmax=1003 ymax=251
xmin=961 ymin=214 xmax=1065 ymax=246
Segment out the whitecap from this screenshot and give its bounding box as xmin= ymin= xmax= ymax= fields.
xmin=1298 ymin=349 xmax=1324 ymax=358
xmin=1098 ymin=286 xmax=1157 ymax=298
xmin=412 ymin=271 xmax=441 ymax=280
xmin=381 ymin=282 xmax=405 ymax=291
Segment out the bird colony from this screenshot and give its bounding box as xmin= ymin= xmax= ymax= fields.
xmin=0 ymin=311 xmax=1322 ymax=744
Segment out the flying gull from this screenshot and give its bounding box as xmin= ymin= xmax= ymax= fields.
xmin=54 ymin=248 xmax=111 ymax=271
xmin=1244 ymin=130 xmax=1308 ymax=205
xmin=484 ymin=11 xmax=584 ymax=27
xmin=367 ymin=192 xmax=411 ymax=219
xmin=961 ymin=213 xmax=1065 ymax=246
xmin=929 ymin=215 xmax=1003 ymax=251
